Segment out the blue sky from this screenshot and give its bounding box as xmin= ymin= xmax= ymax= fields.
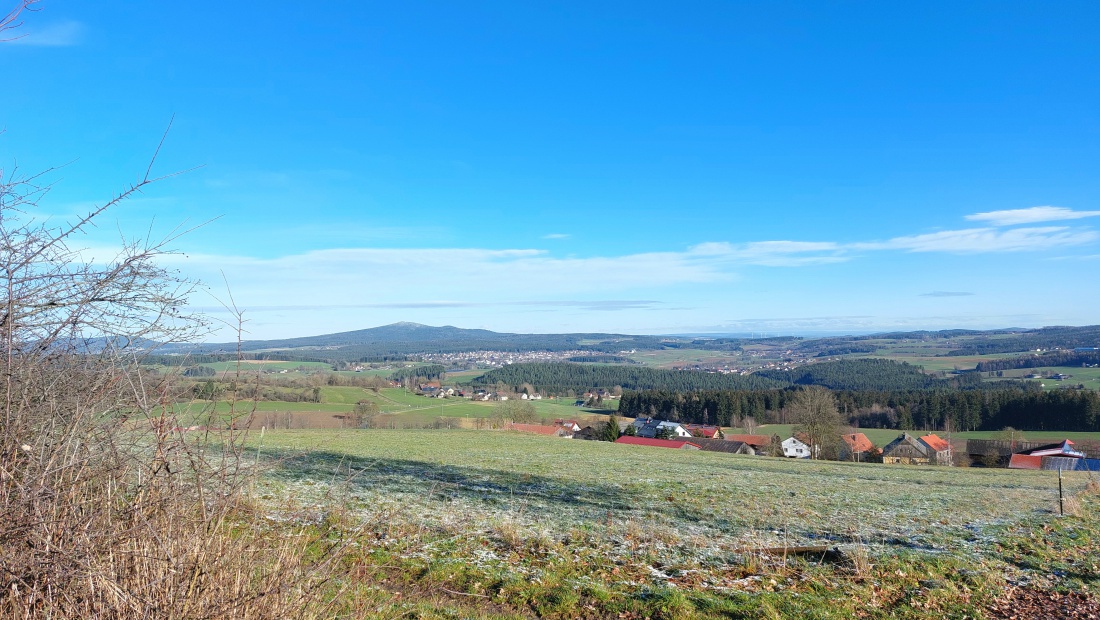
xmin=3 ymin=1 xmax=1099 ymax=340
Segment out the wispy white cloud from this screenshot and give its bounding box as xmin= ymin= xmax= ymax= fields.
xmin=682 ymin=313 xmax=1052 ymax=336
xmin=6 ymin=20 xmax=85 ymax=46
xmin=855 ymin=226 xmax=1098 ymax=253
xmin=688 ymin=241 xmax=846 ymax=266
xmin=920 ymin=291 xmax=974 ymax=297
xmin=542 ymin=233 xmax=570 ymax=240
xmin=965 ymin=206 xmax=1100 ymax=227
xmin=151 ymin=222 xmax=1099 ymax=315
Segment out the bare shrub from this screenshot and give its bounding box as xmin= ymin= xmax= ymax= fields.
xmin=0 ymin=128 xmax=345 ymax=615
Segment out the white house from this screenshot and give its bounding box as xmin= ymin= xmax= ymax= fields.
xmin=781 ymin=436 xmax=813 ymax=459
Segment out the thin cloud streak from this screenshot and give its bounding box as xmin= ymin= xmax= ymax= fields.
xmin=190 ymin=299 xmax=663 ymax=314
xmin=920 ymin=291 xmax=975 ymax=297
xmin=855 ymin=226 xmax=1098 ymax=253
xmin=966 ymin=206 xmax=1100 ymax=227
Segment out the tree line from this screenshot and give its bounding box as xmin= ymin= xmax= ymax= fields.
xmin=974 ymin=351 xmax=1100 ymax=372
xmin=619 ymin=384 xmax=1100 ymax=432
xmin=945 ymin=325 xmax=1100 ymax=356
xmin=391 ymin=364 xmax=446 ymax=381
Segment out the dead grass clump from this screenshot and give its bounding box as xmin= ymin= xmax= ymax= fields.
xmin=0 ymin=364 xmax=348 ymax=618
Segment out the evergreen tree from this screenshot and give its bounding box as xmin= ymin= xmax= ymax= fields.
xmin=600 ymin=415 xmax=621 ymax=442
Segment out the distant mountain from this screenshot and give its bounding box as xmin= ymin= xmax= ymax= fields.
xmin=163 ymin=322 xmax=674 ymax=360
xmin=239 ymin=322 xmax=510 ymax=349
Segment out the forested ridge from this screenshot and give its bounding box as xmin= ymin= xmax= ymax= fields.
xmin=475 ymin=359 xmax=968 ymax=394
xmin=471 ymin=362 xmax=786 ymax=392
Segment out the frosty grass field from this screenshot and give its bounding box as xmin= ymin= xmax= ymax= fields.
xmin=247 ymin=429 xmax=1100 ymax=617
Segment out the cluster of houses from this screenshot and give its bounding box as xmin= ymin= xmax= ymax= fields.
xmin=416 ymin=382 xmax=550 ymax=401
xmin=502 ymin=417 xmax=1097 ymax=469
xmin=600 ymin=418 xmax=942 ymax=463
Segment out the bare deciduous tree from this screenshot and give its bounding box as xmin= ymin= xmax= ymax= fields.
xmin=790 ymin=386 xmax=843 ymax=460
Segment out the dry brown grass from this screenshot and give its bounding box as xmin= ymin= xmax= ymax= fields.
xmin=0 ymin=362 xmax=349 ymax=618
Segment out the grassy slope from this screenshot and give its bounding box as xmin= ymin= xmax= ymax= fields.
xmin=252 ymin=429 xmax=1100 ymax=618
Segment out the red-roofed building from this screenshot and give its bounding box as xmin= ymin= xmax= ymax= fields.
xmin=919 ymin=434 xmax=952 ymax=465
xmin=882 ymin=433 xmax=952 ymax=465
xmin=840 ymin=433 xmax=875 ymax=461
xmin=725 ymin=434 xmax=771 ymax=448
xmin=683 ymin=424 xmax=724 ymax=439
xmin=1008 ymin=454 xmax=1043 ymax=470
xmin=615 ymin=436 xmax=701 ymax=450
xmin=554 ymin=419 xmax=582 ymax=433
xmin=1007 ymin=440 xmax=1087 ymax=470
xmin=1025 ymin=440 xmax=1085 ymax=458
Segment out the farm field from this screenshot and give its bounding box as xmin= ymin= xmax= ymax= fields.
xmin=868 ymin=352 xmax=1021 ymax=373
xmin=627 ymin=348 xmax=745 ymax=368
xmin=445 ymin=369 xmax=484 ymax=382
xmin=250 ymin=429 xmax=1100 ymax=618
xmin=198 ymin=360 xmax=332 ymax=374
xmin=982 ymin=366 xmax=1100 ymax=391
xmin=177 ymin=387 xmax=619 ymax=430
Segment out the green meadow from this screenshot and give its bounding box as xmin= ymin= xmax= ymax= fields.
xmin=246 ymin=429 xmax=1100 ymax=618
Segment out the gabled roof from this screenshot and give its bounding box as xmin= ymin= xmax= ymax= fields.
xmin=882 ymin=433 xmax=930 ymax=457
xmin=1008 ymin=454 xmax=1043 ymax=470
xmin=726 ymin=434 xmax=771 ymax=447
xmin=615 ymin=436 xmax=701 ymax=450
xmin=1023 ymin=440 xmax=1085 ymax=458
xmin=507 ymin=423 xmax=569 ymax=437
xmin=691 ymin=438 xmax=755 ymax=454
xmin=842 ymin=433 xmax=875 ymax=453
xmin=919 ymin=434 xmax=951 ymax=453
xmin=683 ymin=424 xmax=722 ymax=438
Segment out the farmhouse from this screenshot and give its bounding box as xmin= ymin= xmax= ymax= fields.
xmin=839 ymin=433 xmax=875 ymax=461
xmin=554 ymin=419 xmax=582 ymax=432
xmin=781 ymin=436 xmax=814 ymax=459
xmin=919 ymin=433 xmax=952 ymax=465
xmin=881 ymin=433 xmax=951 ymax=465
xmin=615 ymin=436 xmax=701 ymax=450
